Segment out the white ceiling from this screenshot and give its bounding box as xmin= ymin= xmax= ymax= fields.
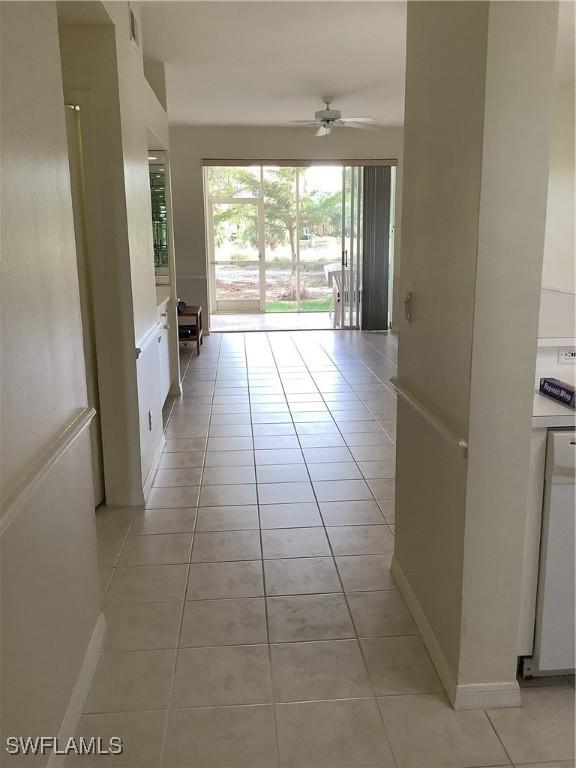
xmin=140 ymin=1 xmax=407 ymax=126
xmin=140 ymin=1 xmax=573 ymax=127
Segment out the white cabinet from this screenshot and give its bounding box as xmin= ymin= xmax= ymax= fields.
xmin=523 ymin=430 xmax=575 ymax=676
xmin=519 ymin=395 xmax=576 ymax=675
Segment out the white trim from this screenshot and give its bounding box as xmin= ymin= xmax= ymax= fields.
xmin=210 ymin=196 xmax=259 ymax=204
xmin=452 ymin=681 xmax=521 ymax=710
xmin=203 ymin=158 xmax=398 ymax=168
xmin=169 ymin=382 xmax=183 ymax=396
xmin=135 ymin=322 xmax=162 ymax=359
xmin=143 ymin=433 xmax=166 ymax=502
xmin=257 ymin=170 xmax=265 ymax=310
xmin=391 ymin=554 xmax=458 ymax=703
xmin=48 ymin=613 xmax=106 ymax=768
xmin=393 ymin=555 xmax=522 ymax=710
xmin=388 ymin=166 xmax=396 ymax=330
xmin=0 ymin=407 xmax=96 ymax=537
xmin=207 ymin=195 xmax=265 ymax=313
xmin=537 ymin=337 xmax=576 ymax=347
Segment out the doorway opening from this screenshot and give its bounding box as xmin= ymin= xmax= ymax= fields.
xmin=65 ymin=102 xmax=105 ymax=506
xmin=203 ymin=162 xmax=395 ymax=332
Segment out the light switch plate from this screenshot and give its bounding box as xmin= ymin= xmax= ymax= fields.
xmin=558 ymin=348 xmax=576 ymax=365
xmin=403 ymin=291 xmax=414 ymax=323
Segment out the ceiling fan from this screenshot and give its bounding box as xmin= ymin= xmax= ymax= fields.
xmin=292 ymin=99 xmax=376 ymax=137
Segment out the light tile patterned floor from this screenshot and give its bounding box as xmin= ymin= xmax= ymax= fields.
xmin=210 ymin=312 xmax=333 ymax=332
xmin=88 ymin=330 xmax=574 ymax=768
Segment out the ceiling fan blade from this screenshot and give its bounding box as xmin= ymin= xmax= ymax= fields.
xmin=291 ymin=120 xmax=318 ymax=126
xmin=342 ymin=121 xmax=379 ymax=130
xmin=340 ymin=117 xmax=375 ymax=123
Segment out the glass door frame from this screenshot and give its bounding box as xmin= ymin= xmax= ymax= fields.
xmin=340 ymin=165 xmax=363 ymax=329
xmin=204 ymin=161 xmax=396 ymax=318
xmin=207 ymin=194 xmax=265 ymax=313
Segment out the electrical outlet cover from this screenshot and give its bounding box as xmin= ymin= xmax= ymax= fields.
xmin=558 ymin=348 xmax=576 ymax=365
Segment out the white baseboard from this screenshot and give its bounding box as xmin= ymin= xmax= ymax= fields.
xmin=391 ymin=555 xmax=458 ymax=703
xmin=143 ymin=434 xmax=166 ymax=502
xmin=453 ymin=681 xmax=521 ymax=710
xmin=392 ymin=555 xmax=522 ymax=710
xmin=48 ymin=612 xmax=106 ymax=767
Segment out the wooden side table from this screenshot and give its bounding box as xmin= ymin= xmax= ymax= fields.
xmin=178 ymin=305 xmax=203 ymax=355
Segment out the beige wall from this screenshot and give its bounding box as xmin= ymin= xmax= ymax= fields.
xmin=59 ymin=19 xmax=144 ymax=505
xmin=169 ymin=126 xmax=403 ymax=322
xmin=395 ymin=0 xmax=489 ymax=677
xmin=461 ymin=0 xmax=559 ymax=687
xmin=143 ymin=59 xmax=167 ymax=111
xmin=104 ymin=2 xmax=168 ymax=484
xmin=0 ymin=2 xmax=100 ymax=755
xmin=60 ymin=3 xmax=172 ymax=499
xmin=395 ymin=0 xmax=558 ymax=706
xmin=542 ymin=79 xmax=575 ymax=293
xmin=1 ymin=11 xmax=89 ymax=494
xmin=103 ymin=2 xmax=159 ymax=346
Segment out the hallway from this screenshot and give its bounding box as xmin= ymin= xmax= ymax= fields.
xmin=89 ymin=330 xmax=574 ymax=768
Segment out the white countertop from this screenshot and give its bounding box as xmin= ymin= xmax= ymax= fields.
xmin=533 ymin=391 xmax=576 ymax=429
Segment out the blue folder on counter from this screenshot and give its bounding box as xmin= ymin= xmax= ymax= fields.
xmin=539 ymin=378 xmax=576 ymax=408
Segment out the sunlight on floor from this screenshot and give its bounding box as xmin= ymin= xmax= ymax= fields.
xmin=210 ymin=312 xmax=333 ymax=332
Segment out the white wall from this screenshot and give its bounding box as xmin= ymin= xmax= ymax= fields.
xmin=144 ymin=59 xmax=167 ymax=111
xmin=169 ymin=126 xmax=403 ymax=323
xmin=59 ymin=19 xmax=144 ymax=506
xmin=395 ymin=0 xmax=558 ymax=708
xmin=60 ymin=3 xmax=172 ymax=499
xmin=461 ymin=1 xmax=558 ymax=688
xmin=395 ymin=0 xmax=488 ymax=677
xmin=104 ymin=2 xmax=167 ymax=485
xmin=542 ymin=79 xmax=575 ymax=293
xmin=0 ymin=3 xmax=100 ymax=756
xmin=104 ymin=2 xmax=159 ymax=346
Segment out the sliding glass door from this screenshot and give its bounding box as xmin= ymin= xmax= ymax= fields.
xmin=206 ymin=165 xmax=344 ymax=315
xmin=262 ymin=166 xmax=298 ymax=312
xmin=206 ymin=166 xmax=263 ymax=312
xmin=298 ymin=166 xmax=343 ymax=312
xmin=341 ymin=166 xmax=363 ymax=329
xmin=208 ymin=199 xmax=264 ymax=312
xmin=205 ymin=163 xmax=391 ymax=325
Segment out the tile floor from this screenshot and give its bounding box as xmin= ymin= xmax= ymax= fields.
xmin=88 ymin=330 xmax=574 ymax=767
xmin=209 ymin=313 xmax=333 ymax=332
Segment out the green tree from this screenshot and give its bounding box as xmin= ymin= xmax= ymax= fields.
xmin=208 ymin=166 xmax=343 ymax=300
xmin=207 ymin=166 xmax=260 ymax=199
xmin=300 ymin=190 xmax=342 ymax=235
xmin=262 ymin=168 xmax=297 ymax=286
xmin=208 ymin=167 xmax=260 ymax=254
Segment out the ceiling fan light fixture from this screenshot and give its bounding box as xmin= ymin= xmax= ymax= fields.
xmin=291 ymin=99 xmax=375 ymax=137
xmin=314 ymin=105 xmax=342 ymax=122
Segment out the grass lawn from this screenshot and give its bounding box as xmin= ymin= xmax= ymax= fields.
xmin=265 ymin=298 xmax=332 ymax=313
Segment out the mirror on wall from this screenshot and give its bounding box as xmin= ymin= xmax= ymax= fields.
xmin=148 ymin=150 xmax=169 ymax=284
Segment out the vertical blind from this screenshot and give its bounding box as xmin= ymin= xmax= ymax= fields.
xmin=361 ymin=166 xmax=392 ymax=330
